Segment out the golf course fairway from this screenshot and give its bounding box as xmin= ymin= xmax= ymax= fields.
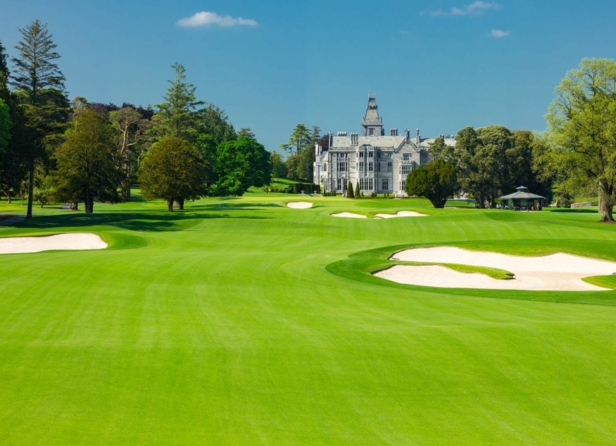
xmin=1 ymin=193 xmax=616 ymax=445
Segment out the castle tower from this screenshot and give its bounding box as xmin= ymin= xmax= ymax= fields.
xmin=362 ymin=94 xmax=383 ymax=136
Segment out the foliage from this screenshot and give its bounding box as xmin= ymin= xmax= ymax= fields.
xmin=52 ymin=107 xmax=121 ymax=213
xmin=346 ymin=180 xmax=354 ymax=198
xmin=0 ymin=39 xmax=8 ymax=89
xmin=355 ymin=181 xmax=360 ymax=198
xmin=0 ymin=98 xmax=11 ymax=156
xmin=544 ymin=58 xmax=616 ymax=222
xmin=196 ymin=103 xmax=236 ymax=146
xmin=270 ymin=152 xmax=287 ymax=178
xmin=138 ymin=136 xmax=207 ymax=211
xmin=429 ymin=136 xmax=454 ymax=161
xmin=237 ymin=127 xmax=256 ymax=140
xmin=110 ymin=106 xmax=150 ymax=199
xmin=211 ymin=137 xmax=271 ymax=196
xmin=453 ymin=125 xmax=549 ymax=208
xmin=279 ymin=123 xmax=312 ymax=154
xmin=405 ymin=159 xmax=457 ymax=208
xmin=10 ymin=20 xmax=68 ymax=217
xmin=280 ymin=124 xmax=321 ymax=181
xmin=151 ymin=63 xmax=204 ymax=142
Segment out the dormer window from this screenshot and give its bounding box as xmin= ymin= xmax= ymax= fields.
xmin=369 ymin=128 xmax=374 ymax=136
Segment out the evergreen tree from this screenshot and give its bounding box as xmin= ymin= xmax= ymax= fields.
xmin=405 ymin=159 xmax=457 ymax=208
xmin=354 ymin=181 xmax=360 ymax=198
xmin=346 ymin=181 xmax=354 ymax=199
xmin=151 ymin=63 xmax=204 ymax=142
xmin=0 ymin=39 xmax=8 ymax=89
xmin=10 ymin=20 xmax=68 ymax=218
xmin=237 ymin=127 xmax=256 ymax=140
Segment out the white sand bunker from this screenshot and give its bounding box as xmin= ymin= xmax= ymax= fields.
xmin=375 ymin=211 xmax=427 ymax=218
xmin=287 ymin=202 xmax=313 ymax=209
xmin=0 ymin=233 xmax=107 ymax=255
xmin=375 ymin=247 xmax=616 ymax=291
xmin=332 ymin=212 xmax=367 ymax=219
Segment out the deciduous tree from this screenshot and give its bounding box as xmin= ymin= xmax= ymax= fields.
xmin=138 ymin=136 xmax=206 ymax=211
xmin=546 ymin=58 xmax=616 ymax=222
xmin=211 ymin=137 xmax=271 ymax=196
xmin=110 ymin=106 xmax=150 ymax=199
xmin=52 ymin=107 xmax=121 ymax=213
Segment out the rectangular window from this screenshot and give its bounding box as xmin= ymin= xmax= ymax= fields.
xmin=387 ymin=162 xmax=392 ymax=172
xmin=403 ymin=153 xmax=410 ymax=161
xmin=369 ymin=128 xmax=374 ymax=135
xmin=368 ymin=162 xmax=374 ymax=172
xmin=377 ymin=162 xmax=381 ymax=171
xmin=359 ymin=161 xmax=364 ymax=171
xmin=401 ymin=165 xmax=412 ymax=175
xmin=338 ymin=162 xmax=346 ymax=172
xmin=382 ymin=179 xmax=388 ymax=190
xmin=359 ymin=152 xmax=364 ymax=158
xmin=323 ymin=163 xmax=327 ymax=172
xmin=368 ymin=152 xmax=374 ymax=158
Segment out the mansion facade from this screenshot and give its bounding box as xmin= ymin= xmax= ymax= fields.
xmin=314 ymin=96 xmax=455 ymax=196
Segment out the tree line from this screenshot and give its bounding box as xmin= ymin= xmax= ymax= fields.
xmin=406 ymin=58 xmax=616 ymax=222
xmin=408 ymin=126 xmax=550 ymax=209
xmin=0 ymin=21 xmax=272 ymax=214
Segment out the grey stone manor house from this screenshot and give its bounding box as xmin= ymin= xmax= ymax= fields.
xmin=314 ymin=95 xmax=456 ymax=196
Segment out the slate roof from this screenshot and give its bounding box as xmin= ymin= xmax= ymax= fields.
xmin=331 ymin=135 xmax=407 ymax=150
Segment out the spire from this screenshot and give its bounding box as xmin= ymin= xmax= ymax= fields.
xmin=362 ymin=94 xmax=383 ymax=136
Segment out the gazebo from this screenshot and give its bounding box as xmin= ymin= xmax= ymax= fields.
xmin=499 ymin=186 xmax=545 ymax=211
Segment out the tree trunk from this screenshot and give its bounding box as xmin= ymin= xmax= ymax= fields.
xmin=26 ymin=165 xmax=34 ymax=218
xmin=598 ymin=183 xmax=615 ymax=222
xmin=175 ymin=199 xmax=184 ymax=210
xmin=598 ymin=197 xmax=614 ymax=222
xmin=70 ymin=201 xmax=79 ymax=211
xmin=167 ymin=200 xmax=174 ymax=212
xmin=84 ymin=190 xmax=94 ymax=214
xmin=6 ymin=192 xmax=11 ymax=204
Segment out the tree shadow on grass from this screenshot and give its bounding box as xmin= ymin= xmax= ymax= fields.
xmin=191 ymin=202 xmax=284 ymax=211
xmin=12 ymin=211 xmax=268 ymax=232
xmin=549 ymin=209 xmax=601 ymax=214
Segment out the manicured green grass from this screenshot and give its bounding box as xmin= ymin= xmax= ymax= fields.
xmin=1 ymin=194 xmax=616 ymax=444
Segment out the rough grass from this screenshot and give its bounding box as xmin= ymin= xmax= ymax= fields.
xmin=1 ymin=194 xmax=616 ymax=444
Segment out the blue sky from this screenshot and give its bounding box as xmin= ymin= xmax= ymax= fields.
xmin=1 ymin=0 xmax=615 ymax=152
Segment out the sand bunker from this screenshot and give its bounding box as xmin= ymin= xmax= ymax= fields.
xmin=374 ymin=211 xmax=427 ymax=218
xmin=287 ymin=202 xmax=313 ymax=209
xmin=332 ymin=212 xmax=367 ymax=219
xmin=375 ymin=246 xmax=616 ymax=291
xmin=0 ymin=233 xmax=107 ymax=255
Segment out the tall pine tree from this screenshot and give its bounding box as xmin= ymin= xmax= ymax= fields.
xmin=10 ymin=20 xmax=69 ymax=217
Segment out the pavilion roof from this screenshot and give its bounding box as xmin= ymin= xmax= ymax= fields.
xmin=499 ymin=185 xmax=545 ymax=201
xmin=499 ymin=190 xmax=546 ymax=200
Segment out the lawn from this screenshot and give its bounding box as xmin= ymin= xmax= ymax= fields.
xmin=1 ymin=194 xmax=616 ymax=444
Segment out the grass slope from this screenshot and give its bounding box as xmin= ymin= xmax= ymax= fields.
xmin=1 ymin=195 xmax=616 ymax=444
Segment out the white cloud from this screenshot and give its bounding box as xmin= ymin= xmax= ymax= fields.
xmin=490 ymin=29 xmax=510 ymax=38
xmin=427 ymin=1 xmax=500 ymax=17
xmin=177 ymin=11 xmax=258 ymax=28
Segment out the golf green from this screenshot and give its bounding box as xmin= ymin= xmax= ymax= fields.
xmin=1 ymin=194 xmax=615 ymax=444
